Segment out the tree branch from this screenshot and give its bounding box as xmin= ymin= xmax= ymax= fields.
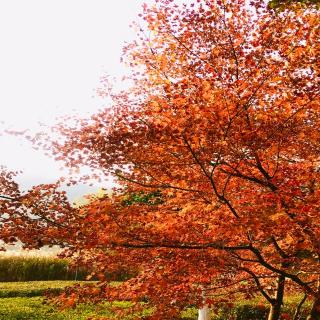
xmin=0 ymin=195 xmax=17 ymax=201
xmin=240 ymin=267 xmax=274 ymax=304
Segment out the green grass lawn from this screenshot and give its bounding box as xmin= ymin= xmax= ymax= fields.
xmin=0 ymin=296 xmax=103 ymax=320
xmin=0 ymin=296 xmax=149 ymax=320
xmin=0 ymin=281 xmax=154 ymax=320
xmin=0 ymin=280 xmax=88 ymax=298
xmin=0 ymin=281 xmax=312 ymax=320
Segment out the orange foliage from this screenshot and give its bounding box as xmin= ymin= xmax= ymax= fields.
xmin=1 ymin=1 xmax=319 ymax=319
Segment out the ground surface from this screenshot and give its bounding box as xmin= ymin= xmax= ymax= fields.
xmin=0 ymin=281 xmax=177 ymax=320
xmin=0 ymin=281 xmax=120 ymax=320
xmin=0 ymin=281 xmax=311 ymax=319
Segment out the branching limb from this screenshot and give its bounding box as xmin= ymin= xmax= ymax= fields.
xmin=240 ymin=267 xmax=275 ymax=304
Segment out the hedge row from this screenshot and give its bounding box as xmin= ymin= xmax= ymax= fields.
xmin=0 ymin=256 xmax=88 ymax=282
xmin=0 ymin=256 xmax=134 ymax=282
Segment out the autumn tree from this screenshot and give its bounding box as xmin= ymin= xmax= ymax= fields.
xmin=1 ymin=0 xmax=319 ymax=319
xmin=44 ymin=0 xmax=319 ymax=319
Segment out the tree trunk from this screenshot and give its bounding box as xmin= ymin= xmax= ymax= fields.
xmin=267 ymin=275 xmax=285 ymax=320
xmin=307 ymin=296 xmax=320 ymax=320
xmin=198 ymin=305 xmax=211 ymax=320
xmin=268 ymin=304 xmax=282 ymax=320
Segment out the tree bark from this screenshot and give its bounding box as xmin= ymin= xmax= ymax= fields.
xmin=268 ymin=304 xmax=282 ymax=320
xmin=267 ymin=275 xmax=285 ymax=320
xmin=307 ymin=294 xmax=320 ymax=320
xmin=198 ymin=305 xmax=211 ymax=320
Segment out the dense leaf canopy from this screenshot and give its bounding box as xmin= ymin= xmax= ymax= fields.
xmin=1 ymin=0 xmax=319 ymax=319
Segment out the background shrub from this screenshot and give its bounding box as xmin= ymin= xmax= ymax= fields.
xmin=0 ymin=256 xmax=87 ymax=282
xmin=0 ymin=256 xmax=134 ymax=282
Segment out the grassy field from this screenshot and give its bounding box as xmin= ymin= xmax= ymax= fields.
xmin=0 ymin=280 xmax=86 ymax=298
xmin=0 ymin=281 xmax=312 ymax=320
xmin=0 ymin=296 xmax=157 ymax=320
xmin=0 ymin=297 xmax=108 ymax=320
xmin=0 ymin=281 xmax=154 ymax=320
xmin=0 ymin=281 xmax=195 ymax=319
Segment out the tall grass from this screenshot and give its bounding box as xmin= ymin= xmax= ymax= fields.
xmin=0 ymin=256 xmax=87 ymax=282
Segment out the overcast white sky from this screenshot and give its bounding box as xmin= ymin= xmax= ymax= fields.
xmin=0 ymin=0 xmax=158 ymax=199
